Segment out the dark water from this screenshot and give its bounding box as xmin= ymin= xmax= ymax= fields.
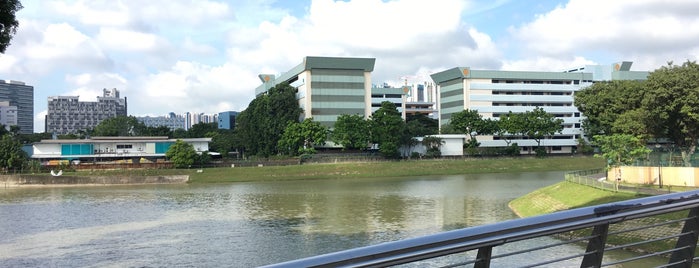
xmin=0 ymin=171 xmax=664 ymax=267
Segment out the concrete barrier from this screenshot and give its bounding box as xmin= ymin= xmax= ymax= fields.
xmin=1 ymin=174 xmax=189 ymax=187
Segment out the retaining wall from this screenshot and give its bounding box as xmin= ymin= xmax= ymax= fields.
xmin=1 ymin=174 xmax=189 ymax=186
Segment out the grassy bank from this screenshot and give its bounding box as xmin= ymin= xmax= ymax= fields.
xmin=509 ymin=181 xmax=640 ymax=218
xmin=186 ymin=156 xmax=605 ymax=183
xmin=509 ymin=181 xmax=697 ymax=258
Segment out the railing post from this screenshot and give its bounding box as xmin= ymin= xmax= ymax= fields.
xmin=668 ymin=207 xmax=699 ymax=267
xmin=580 ymin=223 xmax=609 ymax=268
xmin=474 ymin=246 xmax=492 ymax=268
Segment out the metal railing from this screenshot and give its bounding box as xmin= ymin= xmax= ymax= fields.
xmin=263 ymin=190 xmax=699 ymax=268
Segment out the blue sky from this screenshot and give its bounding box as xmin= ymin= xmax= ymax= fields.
xmin=2 ymin=0 xmax=699 ymax=132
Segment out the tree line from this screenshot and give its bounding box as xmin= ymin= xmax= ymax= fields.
xmin=575 ymin=61 xmax=699 ymax=167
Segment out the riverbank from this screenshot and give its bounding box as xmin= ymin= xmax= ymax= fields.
xmin=508 ymin=181 xmax=640 ymax=218
xmin=509 ymin=181 xmax=699 ymax=259
xmin=187 ymin=156 xmax=605 ymax=183
xmin=3 ymin=156 xmax=605 ymax=186
xmin=1 ymin=174 xmax=189 ymax=187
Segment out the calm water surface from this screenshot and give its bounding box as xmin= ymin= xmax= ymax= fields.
xmin=0 ymin=171 xmax=664 ymax=267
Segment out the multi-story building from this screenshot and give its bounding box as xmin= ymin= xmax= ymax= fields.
xmin=0 ymin=80 xmax=33 ymax=134
xmin=370 ymin=85 xmax=407 ymax=118
xmin=137 ymin=113 xmax=186 ymax=131
xmin=430 ymin=61 xmax=648 ymax=154
xmin=46 ymin=88 xmax=127 ymax=135
xmin=0 ymin=101 xmax=18 ymax=131
xmin=218 ymin=111 xmax=238 ymax=130
xmin=256 ymin=56 xmax=376 ymax=127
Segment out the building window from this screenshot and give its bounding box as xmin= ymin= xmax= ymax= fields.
xmin=116 ymin=144 xmax=133 ymax=149
xmin=552 ymin=146 xmax=562 ymax=151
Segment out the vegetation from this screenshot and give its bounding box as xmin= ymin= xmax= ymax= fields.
xmin=235 ymin=83 xmax=302 ymax=157
xmin=0 ymin=0 xmax=21 ymax=53
xmin=165 ymin=140 xmax=197 ymax=168
xmin=0 ymin=133 xmax=26 ymax=172
xmin=509 ymin=181 xmax=639 ymax=217
xmin=332 ymin=114 xmax=371 ymax=150
xmin=186 ymin=156 xmax=605 ymax=183
xmin=370 ymin=101 xmax=406 ymax=158
xmin=575 ymin=61 xmax=699 ymax=166
xmin=447 ymin=107 xmax=563 ymax=156
xmin=278 ymin=118 xmax=328 ymax=156
xmin=594 ymin=134 xmax=651 ymax=167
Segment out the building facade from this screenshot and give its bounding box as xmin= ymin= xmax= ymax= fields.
xmin=256 ymin=56 xmax=376 ymax=127
xmin=430 ymin=62 xmax=648 ymax=154
xmin=0 ymin=80 xmax=33 ymax=134
xmin=0 ymin=101 xmax=18 ymax=131
xmin=46 ymin=88 xmax=128 ymax=135
xmin=137 ymin=114 xmax=186 ymax=131
xmin=31 ymin=136 xmax=211 ymax=164
xmin=218 ymin=111 xmax=238 ymax=130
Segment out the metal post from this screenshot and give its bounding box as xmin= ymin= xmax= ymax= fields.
xmin=668 ymin=207 xmax=699 ymax=267
xmin=581 ymin=224 xmax=609 ymax=268
xmin=474 ymin=246 xmax=492 ymax=268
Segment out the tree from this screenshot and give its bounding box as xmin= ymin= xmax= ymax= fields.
xmin=0 ymin=134 xmax=26 ymax=172
xmin=594 ymin=134 xmax=650 ymax=167
xmin=521 ymin=107 xmax=564 ymax=154
xmin=332 ymin=114 xmax=370 ymax=150
xmin=643 ymin=61 xmax=699 ymax=166
xmin=448 ymin=109 xmax=495 ymax=148
xmin=405 ymin=114 xmax=438 ymax=137
xmin=0 ymin=0 xmax=22 ymax=53
xmin=574 ymin=80 xmax=647 ymax=137
xmin=207 ymin=131 xmax=236 ymax=156
xmin=144 ymin=125 xmax=172 ymax=137
xmin=188 ymin=122 xmax=218 ymax=138
xmin=165 ymin=140 xmax=197 ymax=168
xmin=93 ymin=116 xmax=147 ymax=136
xmin=496 ymin=111 xmax=524 ymax=146
xmin=422 ymin=136 xmax=444 ymax=158
xmin=278 ymin=118 xmax=328 ymax=156
xmin=236 ymin=83 xmax=302 ymax=157
xmin=371 ymin=101 xmax=405 ymax=158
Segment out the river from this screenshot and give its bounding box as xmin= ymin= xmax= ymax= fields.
xmin=0 ymin=171 xmax=664 ymax=267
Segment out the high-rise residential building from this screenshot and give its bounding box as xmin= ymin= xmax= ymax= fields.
xmin=0 ymin=80 xmax=33 ymax=134
xmin=256 ymin=56 xmax=376 ymax=127
xmin=430 ymin=61 xmax=649 ymax=154
xmin=218 ymin=111 xmax=238 ymax=130
xmin=46 ymin=88 xmax=127 ymax=135
xmin=137 ymin=112 xmax=185 ymax=131
xmin=0 ymin=101 xmax=18 ymax=131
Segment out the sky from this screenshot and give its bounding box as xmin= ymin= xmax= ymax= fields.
xmin=2 ymin=0 xmax=699 ymax=133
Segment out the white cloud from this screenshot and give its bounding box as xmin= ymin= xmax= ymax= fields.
xmin=508 ymin=0 xmax=699 ymax=70
xmin=96 ymin=27 xmax=163 ymax=51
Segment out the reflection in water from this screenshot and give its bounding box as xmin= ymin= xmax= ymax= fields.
xmin=0 ymin=171 xmax=666 ymax=267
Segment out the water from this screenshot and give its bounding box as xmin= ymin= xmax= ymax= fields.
xmin=0 ymin=171 xmax=665 ymax=267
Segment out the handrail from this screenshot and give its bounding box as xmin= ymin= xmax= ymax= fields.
xmin=263 ymin=190 xmax=699 ymax=267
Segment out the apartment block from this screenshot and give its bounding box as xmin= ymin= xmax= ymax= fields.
xmin=46 ymin=88 xmax=127 ymax=135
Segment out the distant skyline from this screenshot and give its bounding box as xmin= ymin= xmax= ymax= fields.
xmin=1 ymin=0 xmax=698 ymax=133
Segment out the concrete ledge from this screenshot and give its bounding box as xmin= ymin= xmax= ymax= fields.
xmin=0 ymin=175 xmax=189 ymax=187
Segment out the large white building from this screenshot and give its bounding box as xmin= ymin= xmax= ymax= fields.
xmin=430 ymin=61 xmax=648 ymax=154
xmin=31 ymin=136 xmax=211 ymax=164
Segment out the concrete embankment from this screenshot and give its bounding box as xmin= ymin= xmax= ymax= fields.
xmin=1 ymin=174 xmax=189 ymax=187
